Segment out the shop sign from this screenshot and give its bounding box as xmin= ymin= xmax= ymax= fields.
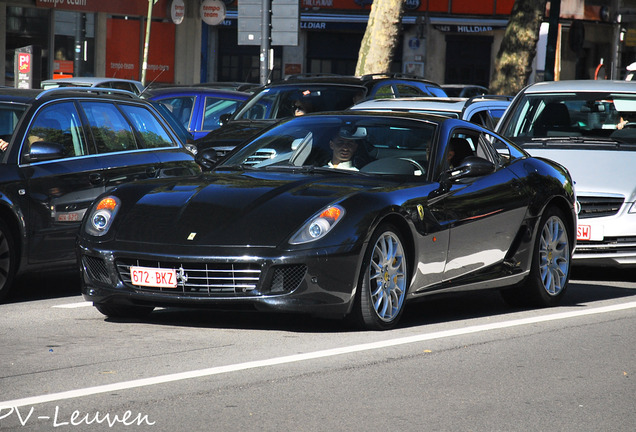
xmin=201 ymin=0 xmax=226 ymax=26
xmin=434 ymin=25 xmax=500 ymax=33
xmin=171 ymin=0 xmax=185 ymax=25
xmin=36 ymin=0 xmax=169 ymax=18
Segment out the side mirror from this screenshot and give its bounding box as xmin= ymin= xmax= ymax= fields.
xmin=219 ymin=114 xmax=232 ymax=126
xmin=24 ymin=141 xmax=65 ymax=163
xmin=448 ymin=156 xmax=495 ymax=180
xmin=195 ymin=148 xmax=219 ymax=170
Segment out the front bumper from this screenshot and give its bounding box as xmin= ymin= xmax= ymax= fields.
xmin=574 ymin=211 xmax=636 ymax=267
xmin=77 ymin=240 xmax=364 ymax=318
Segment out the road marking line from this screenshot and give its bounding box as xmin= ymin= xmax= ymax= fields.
xmin=2 ymin=301 xmax=635 ymax=408
xmin=53 ymin=302 xmax=93 ymax=309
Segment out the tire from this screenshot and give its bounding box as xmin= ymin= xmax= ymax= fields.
xmin=352 ymin=224 xmax=409 ymax=330
xmin=0 ymin=219 xmax=17 ymax=303
xmin=95 ymin=303 xmax=154 ymax=319
xmin=502 ymin=207 xmax=571 ymax=307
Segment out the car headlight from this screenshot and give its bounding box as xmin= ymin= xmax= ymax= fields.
xmin=85 ymin=196 xmax=120 ymax=236
xmin=289 ymin=205 xmax=345 ymax=245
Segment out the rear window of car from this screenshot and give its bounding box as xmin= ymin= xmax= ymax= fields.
xmin=232 ymin=85 xmax=366 ymax=121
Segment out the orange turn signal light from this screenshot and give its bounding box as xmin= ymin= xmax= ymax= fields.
xmin=96 ymin=197 xmax=118 ymax=211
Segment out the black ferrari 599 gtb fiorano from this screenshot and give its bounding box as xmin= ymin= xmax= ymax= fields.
xmin=77 ymin=111 xmax=576 ymax=330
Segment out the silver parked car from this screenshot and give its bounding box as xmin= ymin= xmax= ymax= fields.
xmin=349 ymin=96 xmax=511 ymax=130
xmin=496 ymin=80 xmax=636 ymax=267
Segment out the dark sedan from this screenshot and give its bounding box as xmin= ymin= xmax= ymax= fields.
xmin=78 ymin=112 xmax=576 ymax=330
xmin=0 ymin=87 xmax=200 ymax=301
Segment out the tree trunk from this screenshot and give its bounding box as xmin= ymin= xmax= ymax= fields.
xmin=490 ymin=0 xmax=547 ymax=95
xmin=355 ymin=0 xmax=405 ymax=76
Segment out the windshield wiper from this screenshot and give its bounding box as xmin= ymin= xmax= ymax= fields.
xmin=215 ymin=164 xmax=255 ymax=171
xmin=529 ymin=136 xmax=623 ymax=146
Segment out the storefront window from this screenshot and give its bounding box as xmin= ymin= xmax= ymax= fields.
xmin=53 ymin=11 xmax=96 ymax=78
xmin=5 ymin=7 xmax=50 ymax=87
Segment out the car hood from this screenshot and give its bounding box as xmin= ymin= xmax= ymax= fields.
xmin=194 ymin=120 xmax=275 ymax=152
xmin=114 ymin=171 xmax=384 ymax=247
xmin=523 ymin=147 xmax=636 ymax=200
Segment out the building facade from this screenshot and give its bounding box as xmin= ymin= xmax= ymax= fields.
xmin=0 ymin=0 xmax=632 ymax=89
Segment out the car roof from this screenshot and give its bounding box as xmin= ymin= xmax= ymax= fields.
xmin=521 ymin=80 xmax=636 ymax=93
xmin=0 ymin=88 xmax=43 ymax=103
xmin=350 ymin=96 xmax=510 ymax=112
xmin=41 ymin=77 xmax=143 ymax=86
xmin=304 ymin=108 xmax=457 ymax=125
xmin=270 ymin=73 xmax=442 ymax=88
xmin=143 ymin=86 xmax=250 ymax=99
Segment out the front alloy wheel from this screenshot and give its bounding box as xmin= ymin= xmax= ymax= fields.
xmin=354 ymin=224 xmax=409 ymax=330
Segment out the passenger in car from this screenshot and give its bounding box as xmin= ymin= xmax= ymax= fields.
xmin=292 ymin=99 xmax=313 ymax=116
xmin=447 ymin=137 xmax=473 ymax=169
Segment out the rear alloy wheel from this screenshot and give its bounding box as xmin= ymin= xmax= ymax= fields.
xmin=503 ymin=207 xmax=571 ymax=307
xmin=0 ymin=219 xmax=17 ymax=303
xmin=354 ymin=224 xmax=409 ymax=330
xmin=95 ymin=304 xmax=154 ymax=319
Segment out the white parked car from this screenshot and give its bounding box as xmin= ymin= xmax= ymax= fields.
xmin=496 ymin=79 xmax=636 ymax=267
xmin=349 ymin=96 xmax=511 ymax=130
xmin=41 ymin=77 xmax=145 ymax=95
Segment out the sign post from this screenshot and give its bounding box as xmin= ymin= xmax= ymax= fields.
xmin=141 ymin=0 xmax=158 ymax=86
xmin=238 ymin=0 xmax=299 ymax=85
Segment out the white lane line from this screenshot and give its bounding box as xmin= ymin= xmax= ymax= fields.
xmin=52 ymin=302 xmax=93 ymax=309
xmin=2 ymin=301 xmax=635 ymax=409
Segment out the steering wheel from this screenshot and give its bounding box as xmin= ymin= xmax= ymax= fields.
xmin=623 ymin=122 xmax=636 ymax=129
xmin=399 ymin=158 xmax=425 ymax=176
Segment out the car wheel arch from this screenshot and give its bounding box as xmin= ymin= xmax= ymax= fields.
xmin=0 ymin=203 xmax=24 ymax=264
xmin=364 ymin=212 xmax=416 ymax=280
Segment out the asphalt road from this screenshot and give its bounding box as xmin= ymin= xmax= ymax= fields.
xmin=1 ymin=268 xmax=635 ymax=431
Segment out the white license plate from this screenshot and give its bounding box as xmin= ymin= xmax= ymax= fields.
xmin=130 ymin=266 xmax=177 ymax=288
xmin=577 ymin=224 xmax=591 ymax=241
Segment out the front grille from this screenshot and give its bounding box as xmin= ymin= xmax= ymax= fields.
xmin=82 ymin=256 xmax=111 ymax=284
xmin=116 ymin=259 xmax=262 ymax=296
xmin=577 ymin=197 xmax=624 ymax=219
xmin=575 ymin=236 xmax=636 ymax=254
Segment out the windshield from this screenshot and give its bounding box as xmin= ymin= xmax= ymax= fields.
xmin=500 ymin=92 xmax=636 ymax=143
xmin=220 ymin=115 xmax=435 ymax=177
xmin=0 ymin=103 xmax=28 ymax=141
xmin=231 ymin=85 xmax=366 ymax=121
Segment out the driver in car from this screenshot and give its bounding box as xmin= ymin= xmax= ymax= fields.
xmin=325 ymin=127 xmax=366 ymax=171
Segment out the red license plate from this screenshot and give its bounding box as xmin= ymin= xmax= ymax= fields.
xmin=130 ymin=266 xmax=177 ymax=288
xmin=577 ymin=224 xmax=591 ymax=241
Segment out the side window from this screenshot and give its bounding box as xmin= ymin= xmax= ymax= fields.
xmin=447 ymin=132 xmax=476 ymax=169
xmin=0 ymin=105 xmax=26 ymax=141
xmin=482 ymin=133 xmax=509 ymax=161
xmin=373 ymin=84 xmax=396 ymax=99
xmin=396 ymin=84 xmax=425 ymax=97
xmin=24 ymin=102 xmax=87 ymax=160
xmin=80 ymin=101 xmax=137 ymax=153
xmin=468 ymin=111 xmax=493 ymax=128
xmin=158 ymin=96 xmax=195 ymax=128
xmin=119 ymin=104 xmax=176 ymax=149
xmin=202 ymin=98 xmax=243 ymax=130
